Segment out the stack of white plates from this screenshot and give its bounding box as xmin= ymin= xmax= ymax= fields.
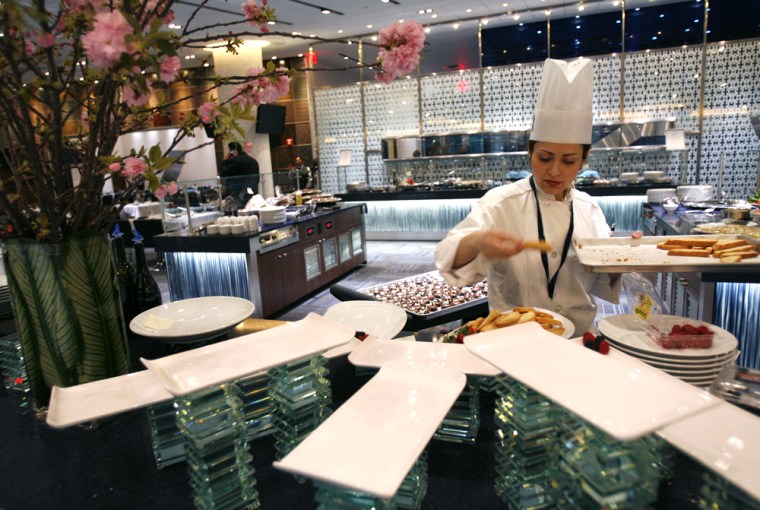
xmin=646 ymin=188 xmax=676 ymax=203
xmin=677 ymin=185 xmax=713 ymax=203
xmin=258 ymin=205 xmax=286 ymax=224
xmin=620 ymin=172 xmax=640 ymax=183
xmin=598 ymin=314 xmax=738 ymax=388
xmin=643 ymin=170 xmax=665 ymax=181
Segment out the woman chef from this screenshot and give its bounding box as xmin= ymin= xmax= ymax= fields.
xmin=435 ymin=58 xmax=633 ymax=334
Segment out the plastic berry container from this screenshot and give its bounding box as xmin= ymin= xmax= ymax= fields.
xmin=644 ymin=316 xmax=715 ymax=349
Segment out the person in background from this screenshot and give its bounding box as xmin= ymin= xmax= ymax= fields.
xmin=219 ymin=141 xmax=260 ymax=202
xmin=435 ymin=58 xmax=639 ymax=334
xmin=294 ymin=156 xmax=313 ymax=190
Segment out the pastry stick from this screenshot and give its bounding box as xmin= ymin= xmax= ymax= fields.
xmin=523 ymin=240 xmax=553 ymax=252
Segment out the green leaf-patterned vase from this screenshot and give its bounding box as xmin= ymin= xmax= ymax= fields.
xmin=2 ymin=233 xmax=130 ymax=412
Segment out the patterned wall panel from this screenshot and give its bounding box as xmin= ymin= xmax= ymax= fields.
xmin=482 ymin=64 xmax=541 ymax=131
xmin=421 ymin=70 xmax=482 ymax=133
xmin=364 ymin=78 xmax=420 ymax=187
xmin=314 ymin=39 xmax=760 ymax=199
xmin=314 ymin=85 xmax=364 ymax=194
xmin=701 ymin=40 xmax=760 ymax=199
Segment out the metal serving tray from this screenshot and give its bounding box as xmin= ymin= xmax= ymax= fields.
xmin=358 ymin=270 xmax=488 ymax=321
xmin=574 ymin=235 xmax=760 ymax=273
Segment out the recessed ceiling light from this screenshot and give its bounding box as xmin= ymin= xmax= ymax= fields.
xmin=367 ymin=24 xmax=373 ymax=28
xmin=268 ymin=21 xmax=276 ymax=25
xmin=452 ymin=23 xmax=459 ymax=29
xmin=482 ymin=18 xmax=489 ymax=25
xmin=279 ymin=60 xmax=285 ymax=65
xmin=418 ymin=9 xmax=424 ymax=14
xmin=310 ymin=34 xmax=316 ymax=37
xmin=513 ymin=14 xmax=520 ymax=20
xmin=431 ymin=14 xmax=437 ymax=18
xmin=321 ymin=8 xmax=330 ymax=14
xmin=502 ymin=2 xmax=508 ymax=6
xmin=466 ymin=8 xmax=472 ymax=13
xmin=399 ymin=19 xmax=404 ymax=23
xmin=371 ymin=35 xmax=378 ymax=41
xmin=424 ymin=27 xmax=431 ymax=33
xmin=545 ymin=9 xmax=552 ymax=15
xmin=298 ymin=53 xmax=303 ymax=57
xmin=338 ymin=29 xmax=344 ymax=33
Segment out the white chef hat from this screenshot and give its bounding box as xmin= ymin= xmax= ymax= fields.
xmin=530 ymin=58 xmax=594 ymax=145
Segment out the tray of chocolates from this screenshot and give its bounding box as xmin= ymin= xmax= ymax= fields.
xmin=358 ymin=271 xmax=488 ymax=320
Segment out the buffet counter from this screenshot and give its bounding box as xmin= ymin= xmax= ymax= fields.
xmin=153 ymin=204 xmax=367 ymax=318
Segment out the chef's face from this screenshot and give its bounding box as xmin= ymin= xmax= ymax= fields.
xmin=530 ymin=142 xmax=585 ymax=200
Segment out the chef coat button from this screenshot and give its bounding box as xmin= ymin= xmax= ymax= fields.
xmin=551 ymin=251 xmax=558 ymax=259
xmin=555 ymin=305 xmax=562 ymax=312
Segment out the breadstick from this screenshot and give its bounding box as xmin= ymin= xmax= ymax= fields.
xmin=712 ymin=239 xmax=750 ymax=251
xmin=495 ymin=311 xmax=521 ymax=327
xmin=666 ymin=238 xmax=718 ymax=248
xmin=479 ymin=309 xmax=501 ymax=331
xmin=523 ymin=240 xmax=553 ymax=252
xmin=667 ymin=248 xmax=711 ymax=257
xmin=719 ymin=250 xmax=758 ymax=262
xmin=712 ymin=245 xmax=754 ymax=258
xmin=517 ymin=311 xmax=536 ymax=324
xmin=656 ymin=242 xmax=681 ymax=250
xmin=513 ymin=307 xmax=536 ymax=313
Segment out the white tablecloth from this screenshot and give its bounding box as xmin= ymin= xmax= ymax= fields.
xmin=122 ymin=202 xmax=162 ymax=219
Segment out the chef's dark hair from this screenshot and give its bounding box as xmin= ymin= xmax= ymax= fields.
xmin=528 ymin=140 xmax=591 ymax=160
xmin=228 ymin=141 xmax=244 ymax=153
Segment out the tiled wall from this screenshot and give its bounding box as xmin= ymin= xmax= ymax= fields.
xmin=314 ymin=40 xmax=760 ymax=199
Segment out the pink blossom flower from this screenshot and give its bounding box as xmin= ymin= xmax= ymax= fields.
xmin=154 ymin=181 xmax=179 ymax=199
xmin=81 ymin=10 xmax=133 ymax=69
xmin=37 ymin=33 xmax=56 ymax=49
xmin=108 ymin=162 xmax=121 ymax=172
xmin=24 ymin=39 xmax=35 ymax=57
xmin=122 ymin=157 xmax=147 ymax=177
xmin=375 ymin=21 xmax=425 ymax=83
xmin=122 ymin=81 xmax=153 ymax=107
xmin=159 ymin=56 xmax=181 ymax=83
xmin=198 ymin=101 xmax=217 ymax=124
xmin=167 ymin=181 xmax=179 ymax=195
xmin=245 ymin=142 xmax=253 ymax=153
xmin=163 ymin=9 xmax=175 ymax=25
xmin=242 ymin=0 xmax=270 ymax=31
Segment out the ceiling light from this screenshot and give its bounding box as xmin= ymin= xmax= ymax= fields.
xmin=338 ymin=29 xmax=344 ymax=33
xmin=545 ymin=9 xmax=552 ymax=15
xmin=298 ymin=53 xmax=304 ymax=57
xmin=578 ymin=4 xmax=585 ymax=11
xmin=321 ymin=8 xmax=330 ymax=14
xmin=367 ymin=24 xmax=373 ymax=28
xmin=418 ymin=9 xmax=424 ymax=14
xmin=268 ymin=21 xmax=276 ymax=25
xmin=382 ymin=0 xmax=390 ymax=3
xmin=502 ymin=2 xmax=508 ymax=6
xmin=426 ymin=9 xmax=433 ymax=13
xmin=399 ymin=19 xmax=404 ymax=23
xmin=466 ymin=8 xmax=472 ymax=13
xmin=310 ymin=34 xmax=316 ymax=37
xmin=371 ymin=35 xmax=378 ymax=41
xmin=452 ymin=23 xmax=459 ymax=29
xmin=482 ymin=18 xmax=489 ymax=25
xmin=424 ymin=27 xmax=431 ymax=33
xmin=279 ymin=60 xmax=285 ymax=65
xmin=431 ymin=14 xmax=437 ymax=18
xmin=513 ymin=14 xmax=520 ymax=20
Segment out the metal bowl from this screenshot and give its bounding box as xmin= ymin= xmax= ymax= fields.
xmin=721 ymin=207 xmax=752 ymax=225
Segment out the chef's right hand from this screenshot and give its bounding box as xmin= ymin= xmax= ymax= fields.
xmin=479 ymin=229 xmax=526 ymax=259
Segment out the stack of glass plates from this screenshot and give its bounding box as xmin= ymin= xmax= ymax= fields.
xmin=598 ymin=314 xmax=739 ymax=387
xmin=493 ymin=376 xmax=560 ymax=509
xmin=175 ymin=384 xmax=259 ymax=510
xmin=699 ymin=470 xmax=760 ymax=510
xmin=236 ymin=371 xmax=274 ymax=441
xmin=268 ymin=356 xmax=332 ymax=460
xmin=556 ymin=411 xmax=670 ymax=508
xmin=0 ymin=333 xmax=31 ymax=414
xmin=313 ymin=453 xmax=428 ymax=510
xmin=434 ymin=377 xmax=480 ymax=444
xmin=146 ymin=400 xmax=185 ymax=469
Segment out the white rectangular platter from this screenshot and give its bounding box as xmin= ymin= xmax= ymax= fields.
xmin=47 ymin=371 xmax=173 ymax=428
xmin=348 ymin=337 xmax=501 ymax=376
xmin=573 ymin=235 xmax=760 ymax=273
xmin=657 ymin=401 xmax=760 ymax=503
xmin=464 ymin=322 xmax=720 ymax=440
xmin=142 ymin=313 xmax=354 ymax=396
xmin=274 ymin=363 xmax=466 ymax=499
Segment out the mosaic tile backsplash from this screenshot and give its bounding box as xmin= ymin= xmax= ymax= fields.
xmin=314 ymin=40 xmax=760 ymax=199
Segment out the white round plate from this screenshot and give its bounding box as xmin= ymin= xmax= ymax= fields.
xmin=598 ymin=314 xmax=738 ymax=360
xmin=130 ymin=296 xmax=254 ymax=342
xmin=324 ymin=301 xmax=407 ymax=339
xmin=503 ymin=307 xmax=575 ymax=339
xmin=607 ymin=336 xmax=737 ymax=366
xmin=636 ymin=355 xmax=735 ymax=373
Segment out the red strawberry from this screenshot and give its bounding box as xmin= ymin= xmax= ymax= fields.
xmin=683 ymin=324 xmax=699 ymax=335
xmin=582 ymin=331 xmax=597 ymax=345
xmin=671 ymin=325 xmax=683 ymax=334
xmin=456 ymin=334 xmax=465 ymax=344
xmin=697 ymin=325 xmax=711 ymax=335
xmin=598 ymin=340 xmax=610 ymax=355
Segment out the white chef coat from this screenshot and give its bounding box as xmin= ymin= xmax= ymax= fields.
xmin=435 ymin=177 xmax=621 ymax=334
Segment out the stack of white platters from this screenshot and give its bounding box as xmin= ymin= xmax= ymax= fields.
xmin=258 ymin=205 xmax=286 ymax=224
xmin=646 ymin=188 xmax=676 ymax=203
xmin=598 ymin=314 xmax=738 ymax=388
xmin=677 ymin=185 xmax=713 ymax=203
